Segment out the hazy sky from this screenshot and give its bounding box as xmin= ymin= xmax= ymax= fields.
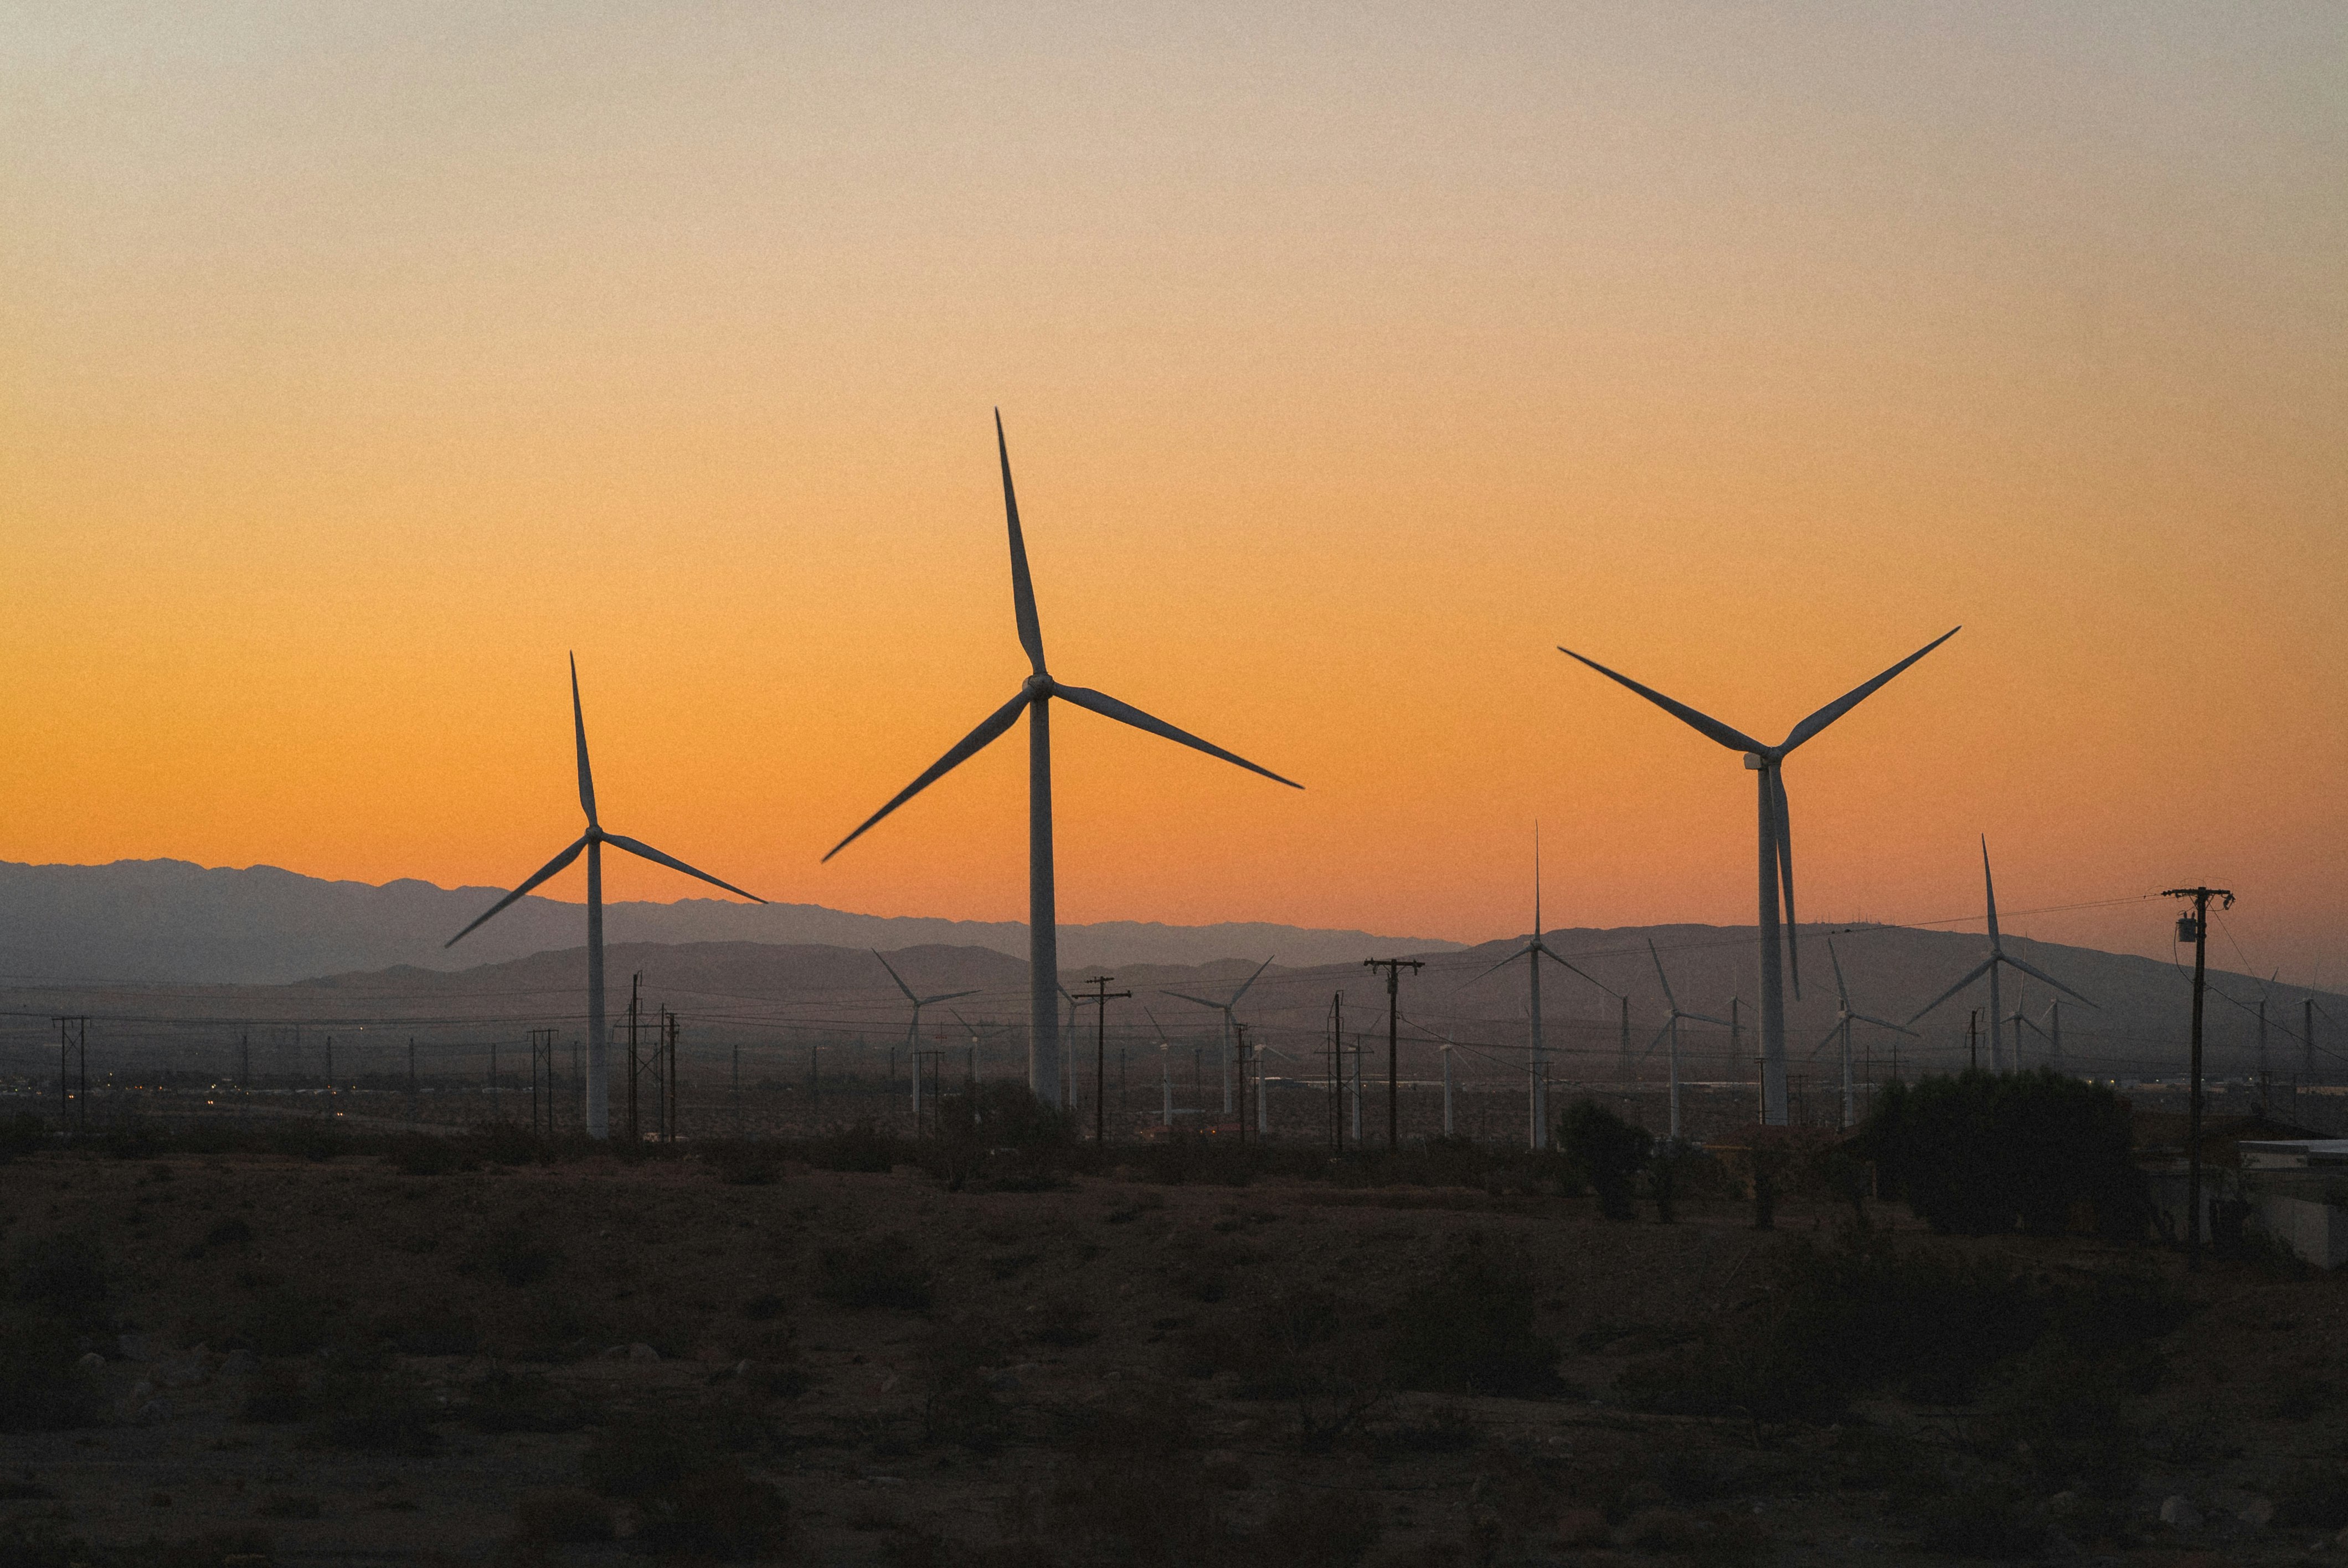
xmin=4 ymin=4 xmax=2342 ymax=976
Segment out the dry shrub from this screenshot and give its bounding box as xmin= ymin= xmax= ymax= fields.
xmin=636 ymin=1463 xmax=790 ymax=1560
xmin=512 ymin=1487 xmax=614 ymax=1543
xmin=816 ymin=1236 xmax=933 ymax=1312
xmin=1252 ymin=1488 xmax=1382 ymax=1568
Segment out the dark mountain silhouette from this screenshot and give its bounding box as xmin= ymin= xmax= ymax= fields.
xmin=0 ymin=859 xmax=1463 ymax=986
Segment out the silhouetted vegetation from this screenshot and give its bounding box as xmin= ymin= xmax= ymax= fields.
xmin=1862 ymin=1069 xmax=2149 ymax=1238
xmin=1384 ymin=1232 xmax=1561 ymax=1396
xmin=1560 ymin=1099 xmax=1651 ymax=1221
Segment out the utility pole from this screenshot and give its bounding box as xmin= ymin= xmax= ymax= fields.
xmin=2165 ymin=885 xmax=2234 ymax=1271
xmin=1333 ymin=991 xmax=1352 ymax=1150
xmin=54 ymin=1016 xmax=88 ymax=1133
xmin=1234 ymin=1020 xmax=1251 ymax=1146
xmin=240 ymin=1033 xmax=251 ymax=1106
xmin=625 ymin=973 xmax=642 ymax=1146
xmin=1968 ymin=1009 xmax=1980 ymax=1071
xmin=810 ymin=1044 xmax=821 ymax=1128
xmin=1618 ymin=995 xmax=1631 ymax=1082
xmin=489 ymin=1036 xmax=498 ymax=1122
xmin=325 ymin=1035 xmax=334 ymax=1120
xmin=1077 ymin=976 xmax=1130 ymax=1143
xmin=732 ymin=1039 xmax=742 ymax=1135
xmin=1363 ymin=958 xmax=1423 ymax=1149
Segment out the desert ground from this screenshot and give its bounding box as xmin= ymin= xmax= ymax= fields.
xmin=6 ymin=1114 xmax=2348 ymax=1568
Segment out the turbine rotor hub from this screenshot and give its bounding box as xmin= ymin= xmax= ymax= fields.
xmin=1023 ymin=673 xmax=1054 ymax=697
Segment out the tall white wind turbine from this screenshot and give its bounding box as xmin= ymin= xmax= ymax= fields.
xmin=446 ymin=656 xmax=763 ymax=1138
xmin=1558 ymin=628 xmax=1959 ymax=1124
xmin=1907 ymin=837 xmax=2094 ymax=1056
xmin=825 ymin=414 xmax=1299 ymax=1106
xmin=1162 ymin=957 xmax=1277 ymax=1117
xmin=1646 ymin=940 xmax=1730 ymax=1140
xmin=1814 ymin=938 xmax=1914 ymax=1129
xmin=874 ymin=952 xmax=978 ymax=1121
xmin=1471 ymin=826 xmax=1617 ymax=1149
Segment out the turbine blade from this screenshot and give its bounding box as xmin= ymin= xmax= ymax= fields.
xmin=1906 ymin=956 xmax=1998 ymax=1025
xmin=1828 ymin=936 xmax=1851 ymax=1010
xmin=1472 ymin=945 xmax=1538 ymax=985
xmin=603 ymin=833 xmax=763 ymax=902
xmin=921 ymin=988 xmax=982 ymax=1006
xmin=569 ymin=653 xmax=599 ymax=827
xmin=1229 ymin=956 xmax=1277 ymax=1006
xmin=873 ymin=951 xmax=919 ymax=1004
xmin=1772 ymin=770 xmax=1800 ymax=999
xmin=1981 ymin=835 xmax=2002 ymax=949
xmin=1815 ymin=1025 xmax=1843 ymax=1055
xmin=1053 ymin=684 xmax=1301 ymax=789
xmin=822 ymin=689 xmax=1032 ymax=861
xmin=1998 ymin=953 xmax=2097 ymax=1008
xmin=1778 ymin=627 xmax=1961 ymax=752
xmin=1647 ymin=939 xmax=1680 ymax=1013
xmin=1556 ymin=648 xmax=1767 ymax=754
xmin=997 ymin=410 xmax=1047 ymax=677
xmin=445 ymin=835 xmax=589 ymax=948
xmin=1644 ymin=1022 xmax=1674 ymax=1059
xmin=1685 ymin=1012 xmax=1734 ymax=1029
xmin=1852 ymin=1013 xmax=1921 ymax=1038
xmin=1536 ymin=945 xmax=1620 ymax=998
xmin=1160 ymin=990 xmax=1223 ymax=1009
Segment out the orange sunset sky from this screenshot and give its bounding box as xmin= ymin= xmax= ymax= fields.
xmin=3 ymin=6 xmax=2342 ymax=977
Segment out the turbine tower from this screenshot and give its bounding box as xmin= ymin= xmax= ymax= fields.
xmin=446 ymin=656 xmax=763 ymax=1139
xmin=1162 ymin=957 xmax=1277 ymax=1118
xmin=874 ymin=952 xmax=978 ymax=1122
xmin=825 ymin=413 xmax=1299 ymax=1106
xmin=1814 ymin=938 xmax=1914 ymax=1129
xmin=1908 ymin=837 xmax=2094 ymax=1053
xmin=1646 ymin=940 xmax=1730 ymax=1140
xmin=1471 ymin=826 xmax=1616 ymax=1149
xmin=1559 ymin=627 xmax=1959 ymax=1124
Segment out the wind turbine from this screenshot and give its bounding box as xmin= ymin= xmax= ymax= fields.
xmin=823 ymin=414 xmax=1300 ymax=1107
xmin=446 ymin=656 xmax=762 ymax=1139
xmin=1559 ymin=628 xmax=1959 ymax=1123
xmin=1162 ymin=957 xmax=1276 ymax=1118
xmin=1813 ymin=938 xmax=1914 ymax=1129
xmin=1142 ymin=1005 xmax=1178 ymax=1127
xmin=1908 ymin=838 xmax=2094 ymax=1055
xmin=1472 ymin=826 xmax=1619 ymax=1149
xmin=874 ymin=952 xmax=978 ymax=1123
xmin=1646 ymin=940 xmax=1731 ymax=1140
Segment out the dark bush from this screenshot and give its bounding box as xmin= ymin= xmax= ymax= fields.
xmin=462 ymin=1225 xmax=563 ymax=1288
xmin=1618 ymin=1229 xmax=2186 ymax=1425
xmin=1385 ymin=1232 xmax=1561 ymax=1397
xmin=231 ymin=1287 xmax=338 ymax=1358
xmin=1561 ymin=1100 xmax=1651 ymax=1221
xmin=0 ymin=1317 xmax=104 ymax=1431
xmin=203 ymin=1217 xmax=254 ymax=1249
xmin=0 ymin=1112 xmax=48 ymax=1163
xmin=711 ymin=1141 xmax=784 ymax=1185
xmin=816 ymin=1236 xmax=933 ymax=1312
xmin=808 ymin=1122 xmax=898 ymax=1173
xmin=582 ymin=1423 xmax=726 ymax=1499
xmin=312 ymin=1347 xmax=441 ymax=1454
xmin=1863 ymin=1069 xmax=2148 ymax=1238
xmin=1913 ymin=1484 xmax=2047 ymax=1559
xmin=263 ymin=1118 xmax=342 ymax=1163
xmin=513 ymin=1487 xmax=615 ymax=1543
xmin=9 ymin=1232 xmax=109 ymax=1316
xmin=2274 ymin=1458 xmax=2348 ymax=1529
xmin=384 ymin=1133 xmax=461 ymax=1176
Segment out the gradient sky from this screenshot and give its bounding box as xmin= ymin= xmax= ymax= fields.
xmin=4 ymin=4 xmax=2342 ymax=978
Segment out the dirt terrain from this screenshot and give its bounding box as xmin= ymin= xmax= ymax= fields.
xmin=6 ymin=1129 xmax=2348 ymax=1567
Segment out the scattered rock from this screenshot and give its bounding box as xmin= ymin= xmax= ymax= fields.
xmin=2241 ymin=1495 xmax=2275 ymax=1529
xmin=626 ymin=1343 xmax=659 ymax=1363
xmin=219 ymin=1349 xmax=254 ymax=1376
xmin=2047 ymin=1490 xmax=2079 ymax=1517
xmin=78 ymin=1352 xmax=105 ymax=1370
xmin=117 ymin=1333 xmax=155 ymax=1363
xmin=2160 ymin=1495 xmax=2203 ymax=1530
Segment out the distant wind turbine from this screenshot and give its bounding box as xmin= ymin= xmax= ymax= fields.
xmin=446 ymin=656 xmax=763 ymax=1139
xmin=1646 ymin=940 xmax=1730 ymax=1140
xmin=1559 ymin=628 xmax=1959 ymax=1123
xmin=824 ymin=413 xmax=1299 ymax=1106
xmin=1813 ymin=938 xmax=1914 ymax=1129
xmin=1907 ymin=837 xmax=2095 ymax=1054
xmin=1162 ymin=957 xmax=1276 ymax=1117
xmin=1471 ymin=825 xmax=1617 ymax=1149
xmin=874 ymin=952 xmax=978 ymax=1123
